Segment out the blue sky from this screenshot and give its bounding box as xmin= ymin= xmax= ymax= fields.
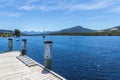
xmin=0 ymin=0 xmax=120 ymax=31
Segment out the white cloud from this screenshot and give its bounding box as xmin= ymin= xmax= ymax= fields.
xmin=0 ymin=0 xmax=39 ymax=8
xmin=0 ymin=12 xmax=22 ymax=17
xmin=26 ymin=0 xmax=39 ymax=4
xmin=0 ymin=0 xmax=120 ymax=13
xmin=88 ymin=16 xmax=104 ymax=20
xmin=67 ymin=0 xmax=114 ymax=11
xmin=18 ymin=0 xmax=69 ymax=11
xmin=18 ymin=0 xmax=117 ymax=11
xmin=0 ymin=0 xmax=19 ymax=7
xmin=19 ymin=5 xmax=35 ymax=10
xmin=8 ymin=13 xmax=22 ymax=17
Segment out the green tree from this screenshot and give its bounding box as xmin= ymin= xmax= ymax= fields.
xmin=14 ymin=29 xmax=21 ymax=37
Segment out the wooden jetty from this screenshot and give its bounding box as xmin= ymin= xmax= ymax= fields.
xmin=0 ymin=51 xmax=66 ymax=80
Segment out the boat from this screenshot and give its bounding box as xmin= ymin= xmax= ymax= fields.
xmin=16 ymin=39 xmax=19 ymax=41
xmin=42 ymin=35 xmax=45 ymax=38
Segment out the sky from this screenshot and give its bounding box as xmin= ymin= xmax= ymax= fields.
xmin=0 ymin=0 xmax=120 ymax=31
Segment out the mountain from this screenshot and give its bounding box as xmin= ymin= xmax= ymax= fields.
xmin=59 ymin=25 xmax=96 ymax=32
xmin=22 ymin=31 xmax=52 ymax=35
xmin=0 ymin=29 xmax=13 ymax=33
xmin=0 ymin=29 xmax=13 ymax=37
xmin=22 ymin=31 xmax=43 ymax=35
xmin=98 ymin=26 xmax=120 ymax=32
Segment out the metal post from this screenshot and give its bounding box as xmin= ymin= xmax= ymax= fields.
xmin=21 ymin=39 xmax=27 ymax=55
xmin=44 ymin=40 xmax=52 ymax=69
xmin=8 ymin=38 xmax=13 ymax=51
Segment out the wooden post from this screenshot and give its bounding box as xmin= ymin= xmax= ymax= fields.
xmin=8 ymin=38 xmax=13 ymax=51
xmin=44 ymin=40 xmax=52 ymax=69
xmin=21 ymin=39 xmax=27 ymax=55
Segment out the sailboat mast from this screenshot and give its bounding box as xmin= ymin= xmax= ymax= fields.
xmin=43 ymin=26 xmax=45 ymax=38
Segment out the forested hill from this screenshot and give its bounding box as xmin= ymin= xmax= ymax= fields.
xmin=59 ymin=26 xmax=96 ymax=32
xmin=51 ymin=26 xmax=120 ymax=36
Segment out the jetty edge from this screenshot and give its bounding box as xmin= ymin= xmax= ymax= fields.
xmin=0 ymin=51 xmax=66 ymax=80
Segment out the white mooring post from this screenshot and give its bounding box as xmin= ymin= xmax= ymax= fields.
xmin=21 ymin=39 xmax=27 ymax=56
xmin=8 ymin=38 xmax=13 ymax=51
xmin=44 ymin=40 xmax=52 ymax=69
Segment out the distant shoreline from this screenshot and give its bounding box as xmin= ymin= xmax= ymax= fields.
xmin=1 ymin=31 xmax=120 ymax=37
xmin=50 ymin=31 xmax=120 ymax=36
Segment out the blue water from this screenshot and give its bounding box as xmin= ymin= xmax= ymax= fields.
xmin=0 ymin=36 xmax=120 ymax=80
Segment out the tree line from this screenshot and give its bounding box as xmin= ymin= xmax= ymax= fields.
xmin=0 ymin=29 xmax=21 ymax=37
xmin=50 ymin=31 xmax=120 ymax=36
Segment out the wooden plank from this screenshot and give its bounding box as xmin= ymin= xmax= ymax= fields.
xmin=17 ymin=55 xmax=38 ymax=67
xmin=0 ymin=51 xmax=66 ymax=80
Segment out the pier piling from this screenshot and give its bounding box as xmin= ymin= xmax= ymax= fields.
xmin=8 ymin=38 xmax=13 ymax=51
xmin=44 ymin=40 xmax=52 ymax=69
xmin=21 ymin=39 xmax=27 ymax=55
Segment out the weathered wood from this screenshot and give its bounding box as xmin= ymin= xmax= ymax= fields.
xmin=17 ymin=55 xmax=38 ymax=67
xmin=0 ymin=51 xmax=66 ymax=80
